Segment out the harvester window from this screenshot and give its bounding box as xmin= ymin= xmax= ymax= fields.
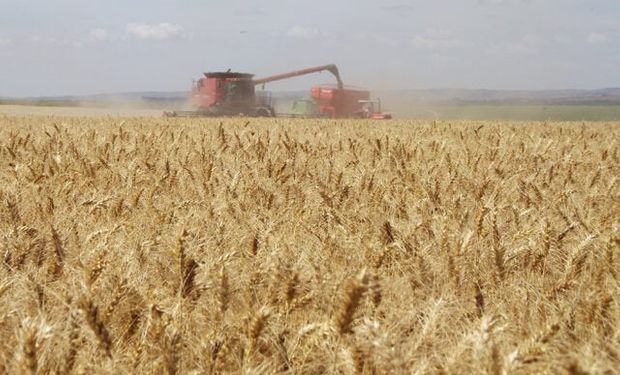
xmin=224 ymin=82 xmax=237 ymax=104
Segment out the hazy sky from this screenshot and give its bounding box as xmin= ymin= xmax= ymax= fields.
xmin=1 ymin=0 xmax=618 ymax=96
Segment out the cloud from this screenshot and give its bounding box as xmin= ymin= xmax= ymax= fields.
xmin=0 ymin=36 xmax=12 ymax=46
xmin=89 ymin=28 xmax=110 ymax=41
xmin=285 ymin=25 xmax=326 ymax=40
xmin=587 ymin=32 xmax=609 ymax=45
xmin=351 ymin=31 xmax=403 ymax=47
xmin=26 ymin=34 xmax=87 ymax=48
xmin=125 ymin=23 xmax=185 ymax=41
xmin=486 ymin=34 xmax=543 ymax=55
xmin=411 ymin=29 xmax=462 ymax=49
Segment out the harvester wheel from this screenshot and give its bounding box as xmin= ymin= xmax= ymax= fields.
xmin=256 ymin=107 xmax=273 ymax=117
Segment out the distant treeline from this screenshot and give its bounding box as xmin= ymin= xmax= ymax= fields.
xmin=0 ymin=97 xmax=185 ymax=109
xmin=452 ymin=98 xmax=620 ymax=106
xmin=0 ymin=98 xmax=82 ymax=107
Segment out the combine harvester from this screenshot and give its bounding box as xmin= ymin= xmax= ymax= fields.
xmin=164 ymin=64 xmax=391 ymax=119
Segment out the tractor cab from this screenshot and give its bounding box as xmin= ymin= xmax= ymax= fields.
xmin=356 ymin=99 xmax=392 ymax=119
xmin=291 ymin=99 xmax=319 ymax=117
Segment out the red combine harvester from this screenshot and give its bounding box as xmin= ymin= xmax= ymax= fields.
xmin=164 ymin=64 xmax=391 ymax=119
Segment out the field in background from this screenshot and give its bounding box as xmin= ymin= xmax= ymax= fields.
xmin=0 ymin=104 xmax=162 ymax=117
xmin=392 ymin=104 xmax=620 ymax=121
xmin=0 ymin=115 xmax=618 ymax=373
xmin=4 ymin=86 xmax=620 ymax=121
xmin=3 ymin=103 xmax=620 ymax=121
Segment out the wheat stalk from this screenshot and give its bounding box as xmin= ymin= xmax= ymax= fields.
xmin=335 ymin=269 xmax=369 ymax=335
xmin=80 ymin=298 xmax=113 ymax=357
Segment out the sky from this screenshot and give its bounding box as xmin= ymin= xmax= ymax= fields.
xmin=0 ymin=0 xmax=619 ymax=96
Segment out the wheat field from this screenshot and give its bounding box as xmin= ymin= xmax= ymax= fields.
xmin=0 ymin=115 xmax=618 ymax=374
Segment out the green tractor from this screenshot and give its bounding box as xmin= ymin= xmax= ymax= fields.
xmin=290 ymin=98 xmax=319 ymax=118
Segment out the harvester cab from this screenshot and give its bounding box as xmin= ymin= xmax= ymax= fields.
xmin=190 ymin=72 xmax=257 ymax=116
